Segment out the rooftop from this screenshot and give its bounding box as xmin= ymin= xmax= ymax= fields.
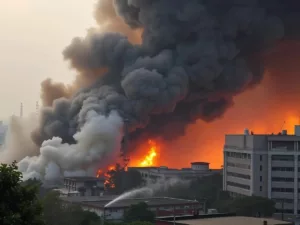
xmin=174 ymin=216 xmax=291 ymax=225
xmin=60 ymin=195 xmax=118 ymax=203
xmin=73 ymin=197 xmax=199 ymax=209
xmin=191 ymin=162 xmax=209 ymax=165
xmin=64 ymin=176 xmax=105 ymax=182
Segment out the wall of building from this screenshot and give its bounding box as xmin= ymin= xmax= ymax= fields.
xmin=224 ymin=131 xmax=300 ymax=216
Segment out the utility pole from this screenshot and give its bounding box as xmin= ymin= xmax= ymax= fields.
xmin=122 ymin=118 xmax=130 ymax=170
xmin=281 ymin=199 xmax=284 ymax=221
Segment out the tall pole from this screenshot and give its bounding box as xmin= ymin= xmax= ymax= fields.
xmin=173 ymin=205 xmax=175 ymax=225
xmin=122 ymin=118 xmax=130 ymax=169
xmin=281 ymin=200 xmax=284 ymax=221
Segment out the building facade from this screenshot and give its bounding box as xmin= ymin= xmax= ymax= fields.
xmin=62 ymin=177 xmax=105 ymax=197
xmin=223 ymin=125 xmax=300 ymax=216
xmin=128 ymin=162 xmax=221 ymax=182
xmin=61 ymin=197 xmax=202 ymax=221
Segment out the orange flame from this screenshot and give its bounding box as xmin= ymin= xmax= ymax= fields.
xmin=96 ymin=165 xmax=116 ymax=188
xmin=139 ymin=139 xmax=158 ymax=167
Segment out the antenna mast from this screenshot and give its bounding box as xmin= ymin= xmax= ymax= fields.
xmin=20 ymin=103 xmax=23 ymax=118
xmin=36 ymin=101 xmax=39 ymax=115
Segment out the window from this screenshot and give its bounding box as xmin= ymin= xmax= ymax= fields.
xmin=260 ymin=155 xmax=262 ymax=161
xmin=227 ymin=181 xmax=250 ymax=190
xmin=226 ymin=152 xmax=251 ymax=160
xmin=272 ymin=188 xmax=294 ymax=192
xmin=272 ymin=177 xmax=294 ymax=182
xmin=227 ymin=162 xmax=251 ymax=170
xmin=274 ymin=198 xmax=293 ymax=203
xmin=276 ymin=209 xmax=294 ymax=214
xmin=227 ymin=172 xmax=250 ymax=180
xmin=260 ymin=176 xmax=262 ymax=182
xmin=272 ymin=155 xmax=294 ymax=161
xmin=272 ymin=167 xmax=294 ymax=172
xmin=260 ymin=165 xmax=262 ymax=171
xmin=260 ymin=186 xmax=262 ymax=191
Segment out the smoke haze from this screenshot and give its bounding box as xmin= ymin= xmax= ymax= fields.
xmin=18 ymin=111 xmax=123 ymax=182
xmin=0 ymin=114 xmax=39 ymax=164
xmin=11 ymin=0 xmax=300 ymax=179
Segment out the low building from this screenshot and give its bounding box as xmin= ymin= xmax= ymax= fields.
xmin=61 ymin=196 xmax=202 ymax=221
xmin=156 ymin=215 xmax=292 ymax=225
xmin=128 ymin=162 xmax=221 ymax=182
xmin=63 ymin=176 xmax=105 ymax=196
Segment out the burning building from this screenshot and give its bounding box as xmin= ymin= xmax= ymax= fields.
xmin=128 ymin=162 xmax=221 ymax=182
xmin=14 ymin=0 xmax=300 ymax=184
xmin=54 ymin=176 xmax=105 ymax=197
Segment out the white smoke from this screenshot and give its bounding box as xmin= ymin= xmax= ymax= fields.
xmin=0 ymin=114 xmax=39 ymax=164
xmin=18 ymin=110 xmax=124 ymax=183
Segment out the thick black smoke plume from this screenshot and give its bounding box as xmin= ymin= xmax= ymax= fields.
xmin=33 ymin=0 xmax=300 ymax=148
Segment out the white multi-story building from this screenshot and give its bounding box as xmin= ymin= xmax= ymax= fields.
xmin=223 ymin=125 xmax=300 ymax=216
xmin=128 ymin=162 xmax=221 ymax=182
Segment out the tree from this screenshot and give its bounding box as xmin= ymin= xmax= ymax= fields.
xmin=0 ymin=161 xmax=44 ymax=225
xmin=229 ymin=196 xmax=275 ymax=217
xmin=42 ymin=190 xmax=101 ymax=225
xmin=106 ymin=164 xmax=143 ymax=194
xmin=123 ymin=202 xmax=155 ymax=223
xmin=156 ymin=174 xmax=224 ymax=208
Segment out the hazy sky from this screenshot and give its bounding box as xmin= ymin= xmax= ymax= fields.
xmin=0 ymin=0 xmax=97 ymax=120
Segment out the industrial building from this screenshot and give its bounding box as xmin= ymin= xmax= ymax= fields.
xmin=156 ymin=215 xmax=292 ymax=225
xmin=61 ymin=196 xmax=202 ymax=221
xmin=55 ymin=176 xmax=105 ymax=197
xmin=0 ymin=121 xmax=7 ymax=149
xmin=128 ymin=162 xmax=221 ymax=182
xmin=223 ymin=125 xmax=300 ymax=217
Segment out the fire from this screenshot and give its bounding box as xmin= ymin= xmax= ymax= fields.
xmin=96 ymin=165 xmax=116 ymax=188
xmin=139 ymin=140 xmax=158 ymax=167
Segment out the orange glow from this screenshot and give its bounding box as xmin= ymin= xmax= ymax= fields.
xmin=96 ymin=165 xmax=115 ymax=188
xmin=126 ymin=42 xmax=300 ymax=169
xmin=139 ymin=140 xmax=158 ymax=167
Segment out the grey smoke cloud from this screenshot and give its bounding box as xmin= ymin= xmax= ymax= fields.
xmin=33 ymin=0 xmax=300 ymax=159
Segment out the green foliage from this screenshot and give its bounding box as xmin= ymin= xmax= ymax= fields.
xmin=0 ymin=161 xmax=44 ymax=225
xmin=42 ymin=191 xmax=101 ymax=225
xmin=106 ymin=164 xmax=143 ymax=194
xmin=219 ymin=196 xmax=276 ymax=217
xmin=123 ymin=202 xmax=155 ymax=223
xmin=157 ymin=173 xmax=224 ymax=208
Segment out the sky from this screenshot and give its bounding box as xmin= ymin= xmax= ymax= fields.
xmin=0 ymin=0 xmax=97 ymax=120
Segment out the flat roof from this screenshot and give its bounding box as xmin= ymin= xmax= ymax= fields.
xmin=64 ymin=176 xmax=105 ymax=182
xmin=61 ymin=195 xmax=118 ymax=202
xmin=191 ymin=162 xmax=209 ymax=165
xmin=78 ymin=197 xmax=200 ymax=209
xmin=176 ymin=216 xmax=291 ymax=225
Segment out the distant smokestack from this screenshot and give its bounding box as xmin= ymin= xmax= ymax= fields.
xmin=20 ymin=103 xmax=23 ymax=118
xmin=36 ymin=101 xmax=39 ymax=115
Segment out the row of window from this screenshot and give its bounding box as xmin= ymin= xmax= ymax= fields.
xmin=227 ymin=172 xmax=251 ymax=180
xmin=272 ymin=167 xmax=294 ymax=172
xmin=227 ymin=181 xmax=250 ymax=190
xmin=272 ymin=188 xmax=294 ymax=192
xmin=273 ymin=198 xmax=294 ymax=203
xmin=272 ymin=177 xmax=294 ymax=182
xmin=272 ymin=167 xmax=300 ymax=172
xmin=226 ymin=152 xmax=251 ymax=159
xmin=227 ymin=162 xmax=251 ymax=170
xmin=275 ymin=209 xmax=294 ymax=214
xmin=271 ymin=188 xmax=300 ymax=193
xmin=272 ymin=155 xmax=294 ymax=161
